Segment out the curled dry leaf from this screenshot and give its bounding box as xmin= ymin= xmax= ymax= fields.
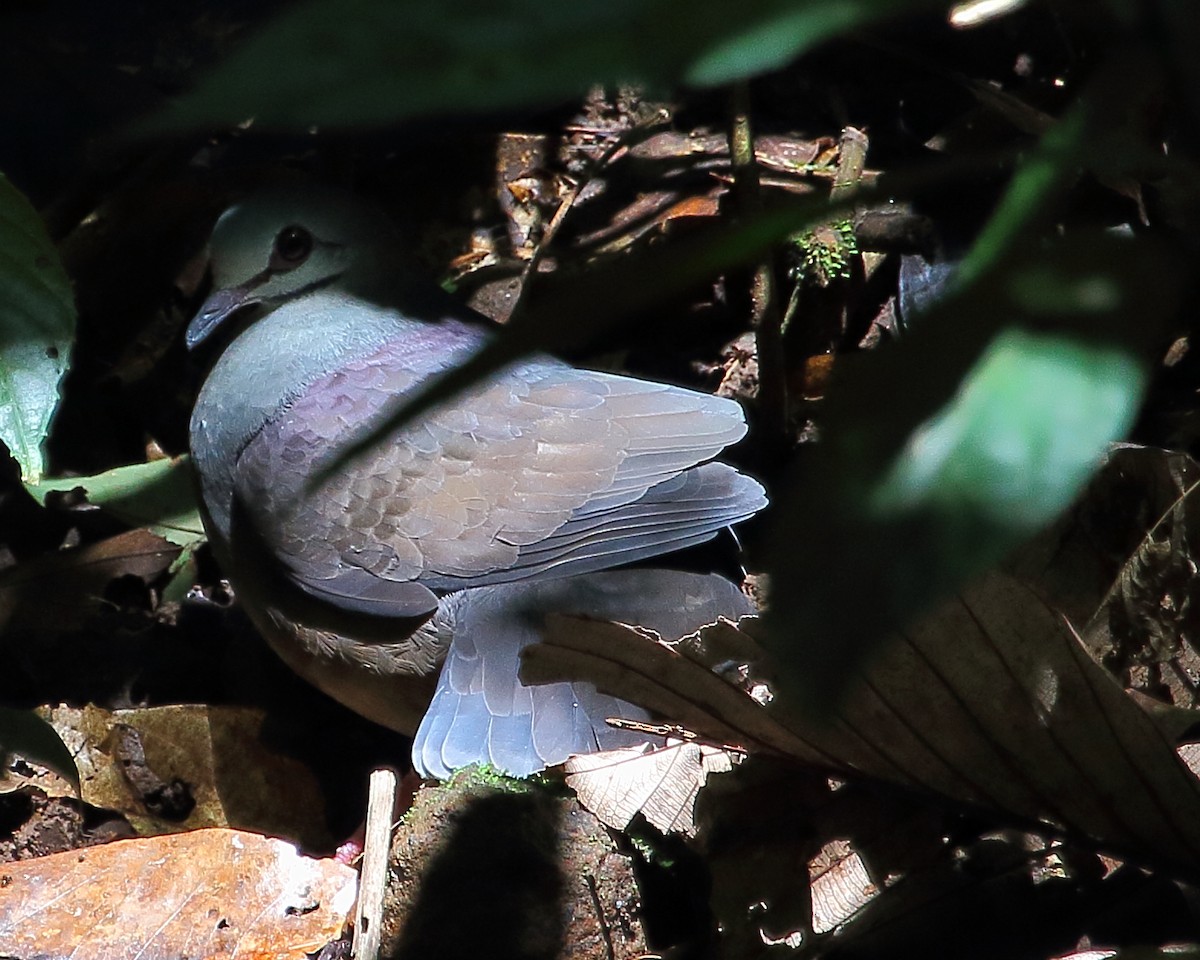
xmin=0 ymin=827 xmax=356 ymax=960
xmin=526 ymin=613 xmax=782 ymax=837
xmin=809 ymin=838 xmax=879 ymax=934
xmin=564 ymin=739 xmax=735 ymax=837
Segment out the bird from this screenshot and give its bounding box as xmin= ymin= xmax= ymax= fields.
xmin=186 ymin=184 xmax=766 ymax=778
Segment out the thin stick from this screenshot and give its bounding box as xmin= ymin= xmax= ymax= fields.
xmin=353 ymin=768 xmax=399 ymax=960
xmin=729 ymin=81 xmax=788 ymax=446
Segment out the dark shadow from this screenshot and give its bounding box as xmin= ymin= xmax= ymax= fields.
xmin=391 ymin=790 xmax=565 ymax=960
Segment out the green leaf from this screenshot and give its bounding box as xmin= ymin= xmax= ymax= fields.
xmin=157 ymin=0 xmax=947 ymax=131
xmin=0 ymin=173 xmax=75 ymax=483
xmin=684 ymin=3 xmax=868 ymax=86
xmin=871 ymin=328 xmax=1144 ymax=530
xmin=763 ymin=231 xmax=1182 ymax=716
xmin=26 ymin=457 xmax=206 ymax=548
xmin=0 ymin=705 xmax=79 ymax=792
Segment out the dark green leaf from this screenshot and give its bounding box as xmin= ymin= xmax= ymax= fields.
xmin=158 ymin=0 xmax=947 ymax=131
xmin=763 ymin=231 xmax=1183 ymax=715
xmin=0 ymin=706 xmax=79 ymax=792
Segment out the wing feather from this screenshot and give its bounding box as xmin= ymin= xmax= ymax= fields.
xmin=234 ymin=338 xmax=759 ymax=609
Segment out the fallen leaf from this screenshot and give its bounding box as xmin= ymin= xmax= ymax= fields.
xmin=38 ymin=704 xmax=333 ymax=850
xmin=768 ymin=574 xmax=1200 ymax=874
xmin=564 ymin=739 xmax=735 ymax=837
xmin=524 ymin=614 xmax=818 ymax=761
xmin=0 ymin=529 xmax=179 ymax=636
xmin=532 ymin=574 xmax=1200 ymax=876
xmin=0 ymin=827 xmax=356 ymax=959
xmin=809 ymin=838 xmax=878 ymax=933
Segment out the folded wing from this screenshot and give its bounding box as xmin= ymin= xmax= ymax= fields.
xmin=233 ymin=342 xmax=764 ymax=615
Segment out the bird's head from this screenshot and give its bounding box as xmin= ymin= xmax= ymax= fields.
xmin=186 ymin=185 xmax=406 ymax=350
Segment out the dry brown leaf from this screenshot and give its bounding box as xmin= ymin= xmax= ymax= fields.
xmin=35 ymin=704 xmax=333 ymax=849
xmin=564 ymin=739 xmax=735 ymax=837
xmin=531 ymin=574 xmax=1200 ymax=874
xmin=1179 ymin=742 xmax=1200 ymax=781
xmin=809 ymin=838 xmax=879 ymax=934
xmin=769 ymin=574 xmax=1200 ymax=872
xmin=0 ymin=529 xmax=179 ymax=635
xmin=0 ymin=827 xmax=356 ymax=959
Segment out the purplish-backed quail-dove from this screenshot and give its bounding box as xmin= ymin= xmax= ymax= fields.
xmin=186 ymin=186 xmax=765 ymax=778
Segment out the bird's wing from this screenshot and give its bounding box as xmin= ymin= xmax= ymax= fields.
xmin=233 ymin=341 xmax=760 ymax=611
xmin=419 ymin=461 xmax=764 ymax=588
xmin=411 ymin=570 xmax=756 ymax=779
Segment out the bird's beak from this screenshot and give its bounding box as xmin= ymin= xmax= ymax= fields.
xmin=185 ymin=281 xmax=265 ymax=351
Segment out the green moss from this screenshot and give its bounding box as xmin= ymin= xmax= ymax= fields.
xmin=787 ymin=218 xmax=858 ymax=287
xmin=447 ymin=763 xmax=532 ymax=793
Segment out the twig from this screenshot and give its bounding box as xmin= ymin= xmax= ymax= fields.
xmin=831 ymin=127 xmax=869 ymax=203
xmin=728 ymin=81 xmax=788 ymax=447
xmin=509 ymin=107 xmax=672 ymax=320
xmin=353 ymin=768 xmax=398 ymax=960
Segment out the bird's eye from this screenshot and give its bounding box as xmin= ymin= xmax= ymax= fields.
xmin=271 ymin=225 xmax=313 ymax=268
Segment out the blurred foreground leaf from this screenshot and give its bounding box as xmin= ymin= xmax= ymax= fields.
xmin=764 ymin=229 xmax=1180 ymax=714
xmin=0 ymin=173 xmax=74 ymax=483
xmin=871 ymin=327 xmax=1143 ymax=530
xmin=158 ymin=0 xmax=947 ymax=131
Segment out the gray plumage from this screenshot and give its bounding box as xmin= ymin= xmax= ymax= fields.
xmin=188 ymin=185 xmax=765 ymax=778
xmin=412 ymin=570 xmax=755 ymax=779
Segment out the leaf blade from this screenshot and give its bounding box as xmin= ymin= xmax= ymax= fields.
xmin=0 ymin=174 xmax=75 ymax=483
